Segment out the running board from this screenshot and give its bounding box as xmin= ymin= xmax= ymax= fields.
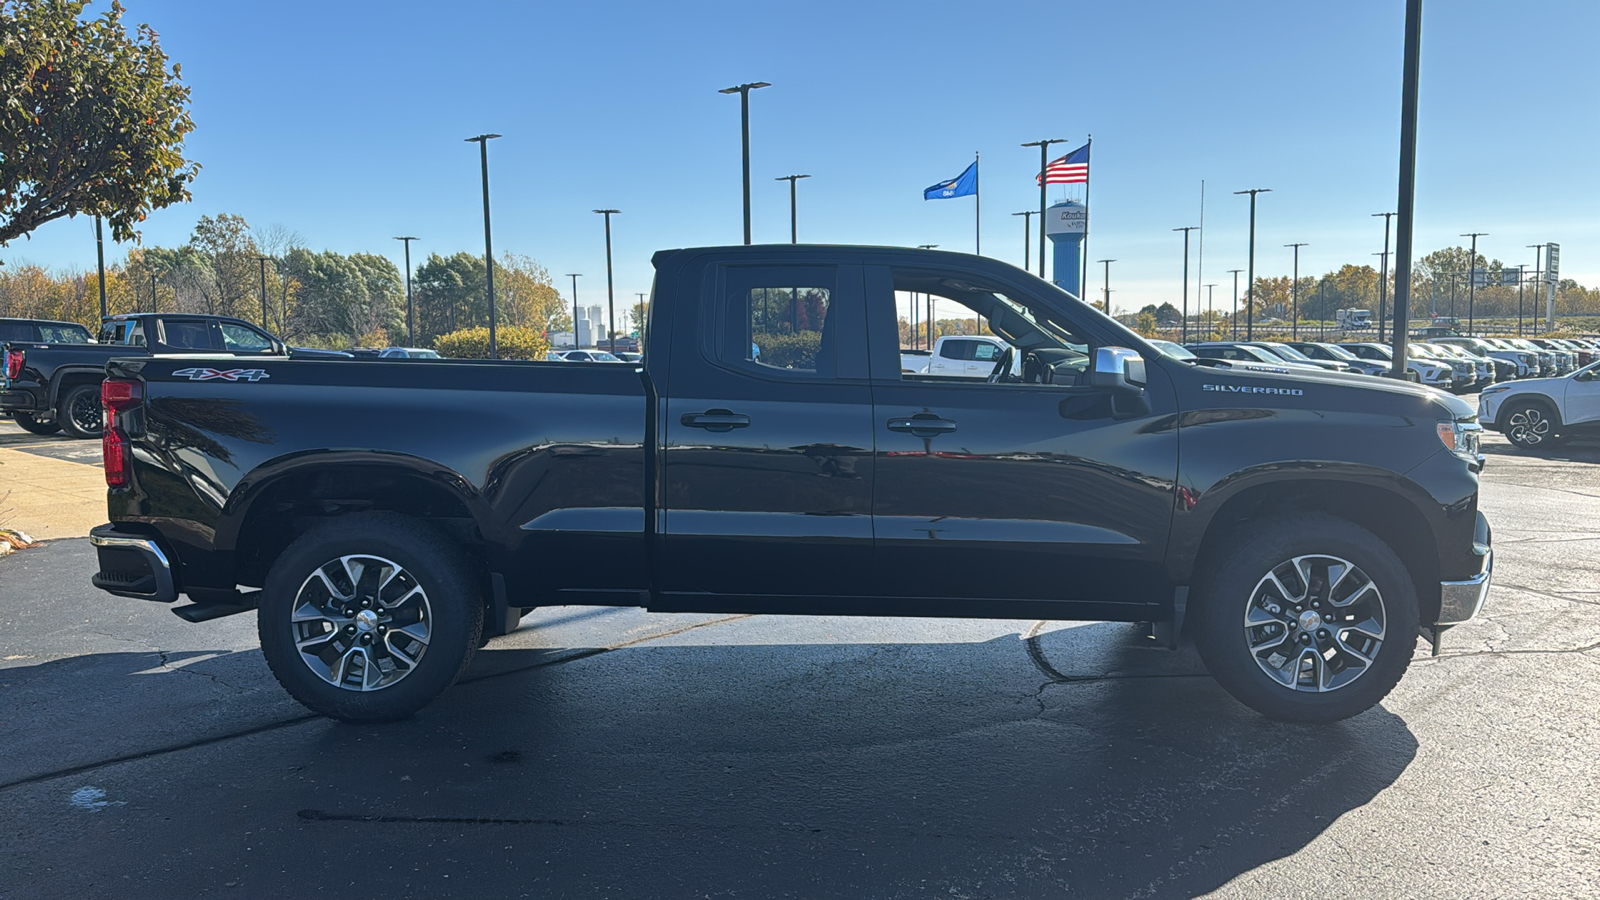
xmin=171 ymin=602 xmax=255 ymax=623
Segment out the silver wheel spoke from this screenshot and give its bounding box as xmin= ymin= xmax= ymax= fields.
xmin=1244 ymin=553 xmax=1385 ymax=695
xmin=291 ymin=554 xmax=430 ymax=693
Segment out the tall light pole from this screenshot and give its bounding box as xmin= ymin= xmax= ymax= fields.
xmin=1372 ymin=212 xmax=1395 ymax=342
xmin=95 ymin=216 xmax=107 ymax=319
xmin=149 ymin=269 xmax=158 ymax=313
xmin=1204 ymin=284 xmax=1217 ymax=328
xmin=1513 ymin=265 xmax=1526 ymax=337
xmin=1285 ymin=242 xmax=1307 ymax=338
xmin=1387 ymin=0 xmax=1422 ymax=377
xmin=1012 ymin=211 xmax=1035 ymax=271
xmin=1098 ymin=259 xmax=1115 ymax=313
xmin=1462 ymin=232 xmax=1487 ymax=336
xmin=719 ymin=82 xmax=770 ymax=245
xmin=1234 ymin=188 xmax=1271 ymax=339
xmin=635 ymin=291 xmax=648 ymax=343
xmin=918 ymin=244 xmax=938 ymax=348
xmin=256 ymin=256 xmax=271 ymax=329
xmin=594 ymin=209 xmax=620 ymax=352
xmin=1022 ymin=138 xmax=1067 ymax=279
xmin=1174 ymin=227 xmax=1198 ymax=342
xmin=775 ymin=174 xmax=810 ymax=243
xmin=465 ymin=133 xmax=502 ymax=358
xmin=1228 ymin=269 xmax=1244 ymax=339
xmin=565 ymin=273 xmax=582 ymax=348
xmin=394 ymin=236 xmax=418 ymax=346
xmin=1527 ymin=244 xmax=1545 ymax=338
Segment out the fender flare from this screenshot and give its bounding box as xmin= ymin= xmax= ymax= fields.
xmin=48 ymin=365 xmax=113 ymax=407
xmin=1491 ymin=393 xmax=1563 ymax=430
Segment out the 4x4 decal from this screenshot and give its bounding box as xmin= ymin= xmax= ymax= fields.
xmin=171 ymin=367 xmax=271 ymax=382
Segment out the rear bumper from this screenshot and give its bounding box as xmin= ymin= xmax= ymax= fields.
xmin=0 ymin=389 xmax=39 ymax=411
xmin=90 ymin=524 xmax=179 ymax=603
xmin=1436 ymin=513 xmax=1492 ymax=625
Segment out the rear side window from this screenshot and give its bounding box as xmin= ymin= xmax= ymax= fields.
xmin=160 ymin=319 xmax=219 ymax=350
xmin=38 ymin=324 xmax=90 ymax=343
xmin=220 ymin=323 xmax=273 ymax=351
xmin=720 ymin=266 xmax=836 ymax=378
xmin=0 ymin=322 xmax=33 ymax=342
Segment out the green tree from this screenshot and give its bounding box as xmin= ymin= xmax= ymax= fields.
xmin=0 ymin=0 xmax=198 ymax=246
xmin=279 ymin=248 xmax=367 ymax=343
xmin=412 ymin=252 xmax=484 ymax=342
xmin=188 ymin=213 xmax=258 ymax=318
xmin=496 ymin=252 xmax=567 ymax=335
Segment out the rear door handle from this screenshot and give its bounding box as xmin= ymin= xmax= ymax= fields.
xmin=681 ymin=409 xmax=751 ymax=432
xmin=887 ymin=415 xmax=957 ymax=436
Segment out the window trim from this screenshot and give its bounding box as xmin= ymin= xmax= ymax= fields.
xmin=709 ymin=263 xmax=843 ymax=382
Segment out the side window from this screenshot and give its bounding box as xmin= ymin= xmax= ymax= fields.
xmin=0 ymin=323 xmax=31 ymax=342
xmin=971 ymin=342 xmax=1001 ymax=362
xmin=127 ymin=322 xmax=146 ymax=347
xmin=38 ymin=325 xmax=89 ymax=343
xmin=160 ymin=319 xmax=220 ymax=350
xmin=939 ymin=339 xmax=971 ymax=360
xmin=221 ymin=323 xmax=274 ymax=352
xmin=721 ymin=267 xmax=836 ymax=377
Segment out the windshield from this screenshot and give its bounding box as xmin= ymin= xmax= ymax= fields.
xmin=1316 ymin=344 xmax=1360 ymax=361
xmin=1148 ymin=339 xmax=1195 ymax=360
xmin=590 ymin=351 xmax=621 ymax=362
xmin=1361 ymin=344 xmax=1394 ymax=360
xmin=1259 ymin=342 xmax=1312 ymax=362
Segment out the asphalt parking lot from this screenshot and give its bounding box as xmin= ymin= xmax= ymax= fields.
xmin=1 ymin=413 xmax=1598 ymax=898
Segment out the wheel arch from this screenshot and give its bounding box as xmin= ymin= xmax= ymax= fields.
xmin=1494 ymin=392 xmax=1563 ymax=429
xmin=49 ymin=366 xmax=111 ymax=406
xmin=1180 ymin=474 xmax=1443 ymax=625
xmin=219 ymin=453 xmax=497 ymax=591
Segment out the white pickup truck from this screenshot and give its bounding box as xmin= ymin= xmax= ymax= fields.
xmin=901 ymin=335 xmax=1012 ymax=377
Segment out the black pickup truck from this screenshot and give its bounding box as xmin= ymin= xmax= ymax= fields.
xmin=87 ymin=245 xmax=1493 ymax=724
xmin=0 ymin=312 xmax=346 ymax=438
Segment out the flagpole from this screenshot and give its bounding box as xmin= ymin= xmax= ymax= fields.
xmin=974 ymin=151 xmax=981 ymax=255
xmin=1079 ymin=135 xmax=1092 ymax=298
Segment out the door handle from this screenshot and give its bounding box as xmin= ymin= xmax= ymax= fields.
xmin=681 ymin=409 xmax=751 ymax=432
xmin=887 ymin=415 xmax=957 ymax=436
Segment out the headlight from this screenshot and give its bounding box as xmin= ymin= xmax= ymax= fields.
xmin=1481 ymin=383 xmax=1510 ymax=395
xmin=1437 ymin=419 xmax=1482 ymax=459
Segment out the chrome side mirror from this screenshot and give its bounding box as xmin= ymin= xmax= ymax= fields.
xmin=1091 ymin=346 xmax=1146 ymax=391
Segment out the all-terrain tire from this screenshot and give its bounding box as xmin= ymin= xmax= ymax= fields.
xmin=257 ymin=512 xmax=484 ymax=722
xmin=1192 ymin=512 xmax=1419 ymax=724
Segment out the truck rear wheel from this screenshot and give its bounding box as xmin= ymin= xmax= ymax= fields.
xmin=257 ymin=513 xmax=484 ymax=722
xmin=12 ymin=412 xmax=61 ymax=436
xmin=57 ymin=383 xmax=104 ymax=439
xmin=1192 ymin=513 xmax=1419 ymax=724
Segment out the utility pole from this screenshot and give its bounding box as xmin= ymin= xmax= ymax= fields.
xmin=719 ymin=82 xmax=771 ymax=245
xmin=1022 ymin=138 xmax=1067 ymax=279
xmin=565 ymin=274 xmax=582 ymax=348
xmin=394 ymin=236 xmax=418 ymax=346
xmin=95 ymin=217 xmax=107 ymax=319
xmin=775 ymin=174 xmax=810 ymax=243
xmin=256 ymin=256 xmax=271 ymax=329
xmin=464 ymin=133 xmax=502 ymax=358
xmin=1174 ymin=227 xmax=1198 ymax=343
xmin=918 ymin=244 xmax=938 ymax=348
xmin=1527 ymin=244 xmax=1544 ymax=337
xmin=1228 ymin=269 xmax=1243 ymax=340
xmin=1387 ymin=0 xmax=1422 ymax=377
xmin=1285 ymin=242 xmax=1308 ymax=339
xmin=1461 ymin=232 xmax=1487 ymax=336
xmin=1204 ymin=284 xmax=1217 ymax=328
xmin=149 ymin=270 xmax=158 ymax=313
xmin=1372 ymin=212 xmax=1395 ymax=342
xmin=1098 ymin=259 xmax=1115 ymax=314
xmin=635 ymin=291 xmax=648 ymax=343
xmin=1234 ymin=188 xmax=1271 ymax=339
xmin=1514 ymin=265 xmax=1526 ymax=337
xmin=1012 ymin=211 xmax=1035 ymax=271
xmin=594 ymin=209 xmax=620 ymax=352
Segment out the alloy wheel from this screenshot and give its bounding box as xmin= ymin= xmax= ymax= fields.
xmin=290 ymin=554 xmax=432 ymax=691
xmin=1505 ymin=407 xmax=1551 ymax=448
xmin=1242 ymin=555 xmax=1386 ymax=692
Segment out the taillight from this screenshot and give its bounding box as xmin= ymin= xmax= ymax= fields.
xmin=102 ymin=378 xmax=143 ymax=488
xmin=4 ymin=348 xmax=22 ymax=381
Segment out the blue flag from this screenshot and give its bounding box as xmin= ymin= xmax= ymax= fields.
xmin=924 ymin=161 xmax=977 ymax=200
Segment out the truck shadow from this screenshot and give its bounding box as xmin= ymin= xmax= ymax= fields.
xmin=0 ymin=622 xmax=1418 ymax=898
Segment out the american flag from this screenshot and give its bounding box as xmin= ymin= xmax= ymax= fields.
xmin=1036 ymin=143 xmax=1090 ymax=185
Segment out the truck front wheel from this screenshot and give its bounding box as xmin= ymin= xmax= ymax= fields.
xmin=257 ymin=513 xmax=484 ymax=722
xmin=57 ymin=383 xmax=103 ymax=439
xmin=1192 ymin=513 xmax=1419 ymax=724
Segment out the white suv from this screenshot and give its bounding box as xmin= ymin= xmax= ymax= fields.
xmin=1479 ymin=362 xmax=1600 ymax=451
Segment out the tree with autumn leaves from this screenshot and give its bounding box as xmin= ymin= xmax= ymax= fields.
xmin=0 ymin=0 xmax=198 ymax=247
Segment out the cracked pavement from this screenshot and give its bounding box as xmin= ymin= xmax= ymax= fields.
xmin=1 ymin=430 xmax=1598 ymax=898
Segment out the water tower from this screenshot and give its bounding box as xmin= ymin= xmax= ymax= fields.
xmin=1045 ymin=200 xmax=1086 ymax=298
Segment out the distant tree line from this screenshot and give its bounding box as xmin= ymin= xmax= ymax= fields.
xmin=0 ymin=212 xmax=571 ymax=350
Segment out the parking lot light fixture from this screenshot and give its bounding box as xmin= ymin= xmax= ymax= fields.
xmin=565 ymin=274 xmax=582 ymax=349
xmin=719 ymin=82 xmax=770 ymax=244
xmin=1175 ymin=228 xmax=1198 ymax=342
xmin=595 ymin=210 xmax=620 ymax=352
xmin=1233 ymin=189 xmax=1271 ymax=340
xmin=256 ymin=255 xmax=272 ymax=330
xmin=1228 ymin=269 xmax=1244 ymax=340
xmin=1098 ymin=259 xmax=1115 ymax=313
xmin=1013 ymin=211 xmax=1035 ymax=270
xmin=394 ymin=236 xmax=418 ymax=345
xmin=775 ymin=175 xmax=810 ymax=243
xmin=1021 ymin=138 xmax=1067 ymax=278
xmin=1462 ymin=232 xmax=1487 ymax=336
xmin=1372 ymin=213 xmax=1395 ymax=341
xmin=918 ymin=245 xmax=938 ymax=347
xmin=464 ymin=133 xmax=502 ymax=358
xmin=1285 ymin=242 xmax=1307 ymax=339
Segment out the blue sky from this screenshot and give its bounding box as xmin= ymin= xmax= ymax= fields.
xmin=6 ymin=0 xmax=1597 ymax=315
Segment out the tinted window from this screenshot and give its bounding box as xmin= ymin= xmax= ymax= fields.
xmin=0 ymin=322 xmax=33 ymax=342
xmin=161 ymin=319 xmax=219 ymax=350
xmin=39 ymin=324 xmax=91 ymax=343
xmin=939 ymin=339 xmax=972 ymax=360
xmin=723 ymin=267 xmax=835 ymax=377
xmin=220 ymin=323 xmax=274 ymax=352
